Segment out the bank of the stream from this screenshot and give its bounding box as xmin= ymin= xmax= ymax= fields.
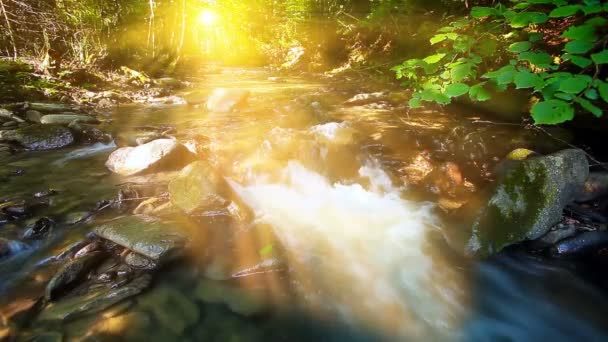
xmin=1 ymin=67 xmax=608 ymax=341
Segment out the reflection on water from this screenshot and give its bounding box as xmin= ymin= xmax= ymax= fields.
xmin=0 ymin=68 xmax=607 ymax=341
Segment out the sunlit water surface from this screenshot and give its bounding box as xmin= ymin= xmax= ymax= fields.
xmin=1 ymin=68 xmax=608 ymax=341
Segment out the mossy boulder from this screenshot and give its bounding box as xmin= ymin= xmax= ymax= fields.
xmin=466 ymin=149 xmax=589 ymax=257
xmin=0 ymin=124 xmax=74 ymax=150
xmin=168 ymin=161 xmax=227 ymax=213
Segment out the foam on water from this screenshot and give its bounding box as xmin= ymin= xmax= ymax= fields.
xmin=230 ymin=160 xmax=462 ymax=339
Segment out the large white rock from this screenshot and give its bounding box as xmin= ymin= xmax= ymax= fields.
xmin=206 ymin=88 xmax=250 ymax=113
xmin=105 ymin=139 xmax=196 ymax=176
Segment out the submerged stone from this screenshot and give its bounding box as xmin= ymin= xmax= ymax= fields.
xmin=467 ymin=149 xmax=589 ymax=257
xmin=138 ymin=286 xmax=200 ymax=335
xmin=169 ymin=161 xmax=227 ymax=213
xmin=39 ymin=274 xmax=151 ymax=322
xmin=206 ymin=88 xmax=250 ymax=112
xmin=40 ymin=114 xmax=99 ymax=125
xmin=105 ymin=139 xmax=196 ymax=176
xmin=93 ymin=215 xmax=188 ymax=263
xmin=45 ymin=251 xmax=106 ymax=301
xmin=0 ymin=124 xmax=74 ymax=150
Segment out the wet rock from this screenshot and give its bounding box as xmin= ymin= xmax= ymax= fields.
xmin=133 ymin=198 xmax=172 ymax=216
xmin=45 ymin=251 xmax=106 ymax=300
xmin=206 ymin=88 xmax=250 ymax=113
xmin=39 ymin=274 xmax=151 ymax=322
xmin=466 ymin=149 xmax=589 ymax=257
xmin=33 ymin=189 xmax=57 ymax=198
xmin=25 ymin=110 xmax=42 ymax=123
xmin=0 ymin=108 xmax=24 ymax=123
xmin=344 ymin=92 xmax=388 ymax=106
xmin=74 ymin=241 xmax=101 ymax=259
xmin=28 ymin=103 xmax=75 ymax=113
xmin=64 ymin=211 xmax=93 ymax=225
xmin=530 ymin=223 xmax=578 ymax=249
xmin=93 ymin=215 xmax=188 ymax=264
xmin=124 ymin=252 xmax=157 ymax=270
xmin=22 ymin=217 xmax=55 ymax=239
xmin=194 ymin=279 xmax=269 ymax=317
xmin=40 ymin=114 xmax=99 ymax=125
xmin=0 ymin=124 xmax=74 ymax=150
xmin=169 ymin=161 xmax=227 ymax=213
xmin=68 ymin=121 xmax=112 ymax=144
xmin=105 ymin=139 xmax=196 ymax=176
xmin=2 ymin=121 xmax=17 ymax=128
xmin=138 ymin=286 xmax=200 ymax=335
xmin=56 ymin=240 xmax=90 ymax=260
xmin=0 ymin=238 xmax=28 ymax=258
xmin=575 ymin=172 xmax=608 ymax=203
xmin=551 ymin=231 xmax=608 ymax=257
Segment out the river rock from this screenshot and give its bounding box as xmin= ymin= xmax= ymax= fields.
xmin=0 ymin=108 xmax=24 ymax=123
xmin=551 ymin=231 xmax=608 ymax=257
xmin=25 ymin=110 xmax=42 ymax=123
xmin=28 ymin=103 xmax=74 ymax=113
xmin=466 ymin=149 xmax=589 ymax=257
xmin=93 ymin=215 xmax=188 ymax=264
xmin=39 ymin=274 xmax=151 ymax=322
xmin=105 ymin=139 xmax=196 ymax=176
xmin=45 ymin=251 xmax=106 ymax=300
xmin=138 ymin=286 xmax=200 ymax=335
xmin=169 ymin=161 xmax=227 ymax=213
xmin=0 ymin=124 xmax=74 ymax=150
xmin=344 ymin=92 xmax=388 ymax=106
xmin=40 ymin=114 xmax=98 ymax=125
xmin=22 ymin=217 xmax=55 ymax=239
xmin=124 ymin=252 xmax=157 ymax=270
xmin=206 ymin=88 xmax=250 ymax=112
xmin=574 ymin=172 xmax=608 ymax=203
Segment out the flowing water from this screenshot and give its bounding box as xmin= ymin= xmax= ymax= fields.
xmin=1 ymin=68 xmax=608 ymax=341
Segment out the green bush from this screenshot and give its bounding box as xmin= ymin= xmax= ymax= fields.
xmin=391 ymin=0 xmax=608 ymax=124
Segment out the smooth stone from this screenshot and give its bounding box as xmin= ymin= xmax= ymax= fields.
xmin=22 ymin=217 xmax=55 ymax=240
xmin=45 ymin=251 xmax=106 ymax=301
xmin=124 ymin=252 xmax=157 ymax=270
xmin=206 ymin=88 xmax=250 ymax=113
xmin=40 ymin=114 xmax=98 ymax=125
xmin=344 ymin=92 xmax=388 ymax=106
xmin=39 ymin=274 xmax=151 ymax=322
xmin=2 ymin=121 xmax=17 ymax=128
xmin=25 ymin=110 xmax=42 ymax=123
xmin=93 ymin=215 xmax=188 ymax=264
xmin=0 ymin=108 xmax=24 ymax=122
xmin=466 ymin=149 xmax=589 ymax=257
xmin=138 ymin=286 xmax=200 ymax=335
xmin=28 ymin=103 xmax=74 ymax=113
xmin=169 ymin=161 xmax=227 ymax=213
xmin=551 ymin=231 xmax=608 ymax=257
xmin=105 ymin=139 xmax=196 ymax=176
xmin=0 ymin=124 xmax=74 ymax=150
xmin=530 ymin=223 xmax=578 ymax=249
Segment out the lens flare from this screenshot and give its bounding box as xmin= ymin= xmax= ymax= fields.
xmin=198 ymin=9 xmax=218 ymax=27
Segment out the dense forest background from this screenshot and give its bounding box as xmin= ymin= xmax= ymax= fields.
xmin=0 ymin=0 xmax=606 ymax=124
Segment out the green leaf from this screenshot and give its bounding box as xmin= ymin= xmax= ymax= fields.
xmin=483 ymin=65 xmax=516 ymax=84
xmin=518 ymin=52 xmax=553 ymax=68
xmin=409 ymin=97 xmax=422 ymax=108
xmin=514 ymin=71 xmax=544 ymax=89
xmin=259 ymin=244 xmax=273 ymax=256
xmin=597 ymin=80 xmax=608 ymax=103
xmin=562 ymin=25 xmax=597 ymax=42
xmin=584 ymin=88 xmax=598 ymax=100
xmin=528 ymin=32 xmax=543 ymax=42
xmin=508 ymin=41 xmax=532 ymax=53
xmin=549 ymin=5 xmax=582 ymax=17
xmin=430 ymin=34 xmax=447 ymax=45
xmin=554 ymin=92 xmax=574 ymax=101
xmin=510 ymin=12 xmax=548 ymax=28
xmin=574 ymin=97 xmax=603 ymax=117
xmin=585 ymin=17 xmax=608 ymax=27
xmin=591 ymin=50 xmax=608 ymax=64
xmin=558 ymin=75 xmax=591 ymax=94
xmin=469 ymin=83 xmax=492 ymax=102
xmin=445 ymin=83 xmax=470 ymax=97
xmin=562 ymin=54 xmax=592 ymax=68
xmin=471 ymin=7 xmax=496 ymax=18
xmin=564 ymin=40 xmax=594 ymax=54
xmin=451 ymin=63 xmax=474 ymax=82
xmin=582 ymin=4 xmax=603 ymax=15
xmin=423 ymin=53 xmax=447 ymax=64
xmin=531 ymin=100 xmax=575 ymax=124
xmin=421 ymin=89 xmax=451 ymax=105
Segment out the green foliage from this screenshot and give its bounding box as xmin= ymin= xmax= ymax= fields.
xmin=392 ymin=0 xmax=608 ymax=125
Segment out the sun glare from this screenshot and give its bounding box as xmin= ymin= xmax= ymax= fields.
xmin=198 ymin=9 xmax=218 ymax=27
